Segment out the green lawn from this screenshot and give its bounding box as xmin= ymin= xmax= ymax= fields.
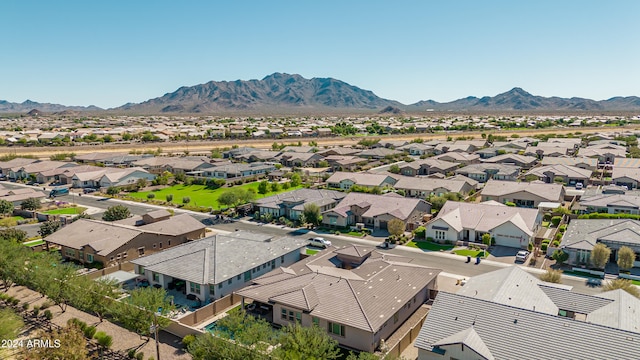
xmin=42 ymin=207 xmax=87 ymax=215
xmin=128 ymin=182 xmax=303 ymax=209
xmin=542 ymin=221 xmax=550 ymax=228
xmin=23 ymin=239 xmax=45 ymax=247
xmin=305 ymin=248 xmax=319 ymax=255
xmin=346 ymin=231 xmax=367 ymax=237
xmin=631 ymin=279 xmax=640 ymax=286
xmin=406 ymin=241 xmax=454 ymax=251
xmin=454 ymin=249 xmax=488 ymax=258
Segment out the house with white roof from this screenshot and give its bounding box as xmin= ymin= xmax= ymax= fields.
xmin=425 ymin=201 xmax=541 ymax=248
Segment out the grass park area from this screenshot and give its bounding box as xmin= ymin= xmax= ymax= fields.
xmin=406 ymin=240 xmax=454 ymax=251
xmin=453 ymin=248 xmax=489 ymax=258
xmin=42 ymin=206 xmax=87 ymax=215
xmin=128 ymin=182 xmax=303 ymax=209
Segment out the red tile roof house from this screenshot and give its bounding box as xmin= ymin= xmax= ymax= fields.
xmin=235 ymin=244 xmax=441 ymax=352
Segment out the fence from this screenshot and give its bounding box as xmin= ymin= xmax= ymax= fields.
xmin=384 ymin=304 xmax=430 ymax=358
xmin=177 ymin=293 xmax=242 ymax=327
xmin=83 ymin=262 xmax=135 ymax=280
xmin=572 ymin=267 xmax=605 ymax=277
xmin=619 ymin=273 xmax=640 ymax=281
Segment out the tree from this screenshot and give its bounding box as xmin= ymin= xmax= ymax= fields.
xmin=0 ymin=228 xmax=27 ymax=243
xmin=481 ymin=233 xmax=492 ymax=246
xmin=258 ymin=180 xmax=269 ymax=195
xmin=602 ymin=278 xmax=640 ymax=298
xmin=617 ymin=246 xmax=636 ymax=271
xmin=274 ymin=323 xmax=340 ymax=360
xmin=0 ymin=309 xmax=23 ymax=353
xmin=389 ymin=164 xmax=400 ymax=174
xmin=387 ymin=219 xmax=406 ymax=237
xmin=0 ymin=199 xmax=14 ymax=217
xmin=21 ymin=197 xmax=41 ymax=211
xmin=302 ymin=203 xmax=322 ymax=227
xmin=38 ymin=220 xmax=62 ymax=238
xmin=218 ymin=189 xmax=256 ymax=209
xmin=113 ymin=287 xmax=175 ymax=360
xmin=94 ymin=331 xmax=114 ymax=358
xmin=551 ymin=249 xmax=569 ymax=265
xmin=270 ymin=182 xmax=281 ymax=192
xmin=427 ymin=195 xmax=447 ymax=211
xmin=591 ymin=243 xmax=611 ymax=269
xmin=41 ymin=262 xmax=80 ymax=312
xmin=166 ymin=194 xmax=174 ymax=202
xmin=26 ymin=323 xmax=89 ymax=360
xmin=102 ymin=205 xmax=130 ymax=221
xmin=539 ymin=269 xmax=563 ymax=283
xmin=188 ymin=333 xmax=260 ymax=360
xmin=346 ymin=351 xmax=379 ymax=360
xmin=290 ymin=173 xmax=301 ymax=187
xmin=72 ymin=276 xmax=119 ymax=322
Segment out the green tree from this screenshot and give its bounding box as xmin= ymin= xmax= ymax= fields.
xmin=617 ymin=246 xmax=636 ymax=271
xmin=389 ymin=164 xmax=401 ymax=174
xmin=218 ymin=189 xmax=256 ymax=208
xmin=590 ymin=243 xmax=611 ymax=269
xmin=106 ymin=186 xmax=119 ymax=195
xmin=42 ymin=262 xmax=80 ymax=313
xmin=302 ymin=203 xmax=322 ymax=227
xmin=188 ymin=333 xmax=261 ymax=360
xmin=387 ymin=218 xmax=406 ymax=237
xmin=122 ymin=132 xmax=133 ymax=141
xmin=274 ymin=323 xmax=340 ymax=360
xmin=481 ymin=233 xmax=492 ymax=246
xmin=136 ymin=178 xmax=148 ymax=190
xmin=21 ymin=197 xmax=42 ymax=211
xmin=102 ymin=205 xmax=131 ymax=221
xmin=539 ymin=269 xmax=563 ymax=283
xmin=26 ymin=323 xmax=89 ymax=360
xmin=72 ymin=276 xmax=119 ymax=322
xmin=0 ymin=199 xmax=14 ymax=217
xmin=602 ymin=278 xmax=640 ymax=298
xmin=113 ymin=287 xmax=175 ymax=360
xmin=258 ymin=180 xmax=269 ymax=195
xmin=166 ymin=194 xmax=174 ymax=203
xmin=270 ymin=182 xmax=281 ymax=192
xmin=346 ymin=351 xmax=379 ymax=360
xmin=552 ymin=249 xmax=569 ymax=265
xmin=38 ymin=220 xmax=62 ymax=238
xmin=290 ymin=173 xmax=301 ymax=187
xmin=0 ymin=228 xmax=28 ymax=243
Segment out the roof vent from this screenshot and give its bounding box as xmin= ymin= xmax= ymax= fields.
xmin=514 ymin=319 xmax=518 ymax=324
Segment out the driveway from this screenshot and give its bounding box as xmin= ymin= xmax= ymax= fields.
xmin=487 ymin=245 xmax=521 ymax=264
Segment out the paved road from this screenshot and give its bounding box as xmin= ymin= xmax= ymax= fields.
xmin=210 ymin=221 xmax=605 ymax=295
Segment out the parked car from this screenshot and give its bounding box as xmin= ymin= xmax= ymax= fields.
xmin=308 ymin=237 xmax=332 ymax=248
xmin=575 ymin=182 xmax=584 ymax=190
xmin=83 ymin=188 xmax=97 ymax=194
xmin=515 ymin=250 xmax=530 ymax=262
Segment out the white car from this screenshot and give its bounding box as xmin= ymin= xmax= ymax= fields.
xmin=515 ymin=250 xmax=530 ymax=262
xmin=309 ymin=237 xmax=332 ymax=248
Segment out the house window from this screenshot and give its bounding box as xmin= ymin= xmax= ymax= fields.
xmin=159 ymin=242 xmax=162 ymax=249
xmin=65 ymin=249 xmax=76 ymax=257
xmin=168 ymin=240 xmax=171 ymax=246
xmin=435 ymin=230 xmax=446 ymax=240
xmin=227 ymin=278 xmax=232 ymax=285
xmin=123 ymin=252 xmax=128 ymax=258
xmin=209 ymin=286 xmax=215 ymax=296
xmin=280 ymin=256 xmax=284 ymax=263
xmin=281 ymin=308 xmax=288 ymax=320
xmin=262 ymin=264 xmax=266 ymax=269
xmin=237 ymin=275 xmax=241 ymax=280
xmin=218 ymin=283 xmax=222 ymax=289
xmin=328 ymin=322 xmax=345 ymax=337
xmin=394 ymin=313 xmax=399 ymax=324
xmin=312 ymin=317 xmax=319 ymax=326
xmin=138 ymin=247 xmax=145 ymax=256
xmin=152 ymin=272 xmax=159 ymax=283
xmin=87 ymin=254 xmax=94 ymax=263
xmin=110 ymin=256 xmax=114 ymax=261
xmin=190 ymin=282 xmax=201 ymax=294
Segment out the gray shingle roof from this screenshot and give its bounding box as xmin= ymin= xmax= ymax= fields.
xmin=131 ymin=231 xmax=307 ymax=285
xmin=539 ymin=285 xmax=612 ymax=314
xmin=415 ymin=292 xmax=640 ymax=360
xmin=561 ymin=219 xmax=640 ymax=250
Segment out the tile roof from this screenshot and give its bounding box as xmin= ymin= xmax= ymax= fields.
xmin=435 ymin=201 xmax=540 ymax=236
xmin=326 ymin=172 xmax=396 ymax=187
xmin=393 ymin=176 xmax=471 ymax=194
xmin=561 ymin=219 xmax=640 ymax=250
xmin=456 ymin=163 xmax=520 ymax=176
xmin=481 ymin=179 xmax=564 ymax=202
xmin=525 ymin=164 xmax=592 ymax=178
xmin=327 ymin=192 xmax=429 ymax=221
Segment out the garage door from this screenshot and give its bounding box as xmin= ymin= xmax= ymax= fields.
xmin=379 ymin=221 xmax=388 ymax=230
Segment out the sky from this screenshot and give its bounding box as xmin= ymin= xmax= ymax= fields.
xmin=1 ymin=0 xmax=639 ymax=108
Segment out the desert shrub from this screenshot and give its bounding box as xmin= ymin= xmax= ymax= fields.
xmin=551 ymin=216 xmax=562 ymax=227
xmin=147 ymin=193 xmax=155 ymax=199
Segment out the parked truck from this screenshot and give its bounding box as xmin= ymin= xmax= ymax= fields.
xmin=49 ymin=187 xmax=69 ymax=198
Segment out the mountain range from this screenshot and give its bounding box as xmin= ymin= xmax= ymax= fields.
xmin=2 ymin=73 xmax=640 ymax=114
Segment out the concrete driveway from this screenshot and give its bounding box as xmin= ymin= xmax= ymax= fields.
xmin=488 ymin=245 xmax=521 ymax=264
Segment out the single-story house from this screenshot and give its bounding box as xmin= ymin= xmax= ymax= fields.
xmin=481 ymin=179 xmax=565 ymax=208
xmin=579 ymin=193 xmax=640 ymax=215
xmin=398 ymin=159 xmax=460 ymax=177
xmin=559 ymin=219 xmax=640 ymax=268
xmin=326 ymin=171 xmax=397 ymax=190
xmin=394 ymin=176 xmax=477 ymax=198
xmin=578 ymin=148 xmax=627 ymax=163
xmin=254 ymin=188 xmax=346 ymax=220
xmin=426 ymin=201 xmax=541 ymax=248
xmin=432 ymin=152 xmax=480 ymax=165
xmin=482 ymin=153 xmax=538 ymax=169
xmin=99 ymin=167 xmax=156 ymax=188
xmin=357 ymin=148 xmax=404 ymax=159
xmin=279 ymin=152 xmax=324 ymax=167
xmin=612 ymin=167 xmax=640 ymax=190
xmin=201 ymin=163 xmax=276 ymax=179
xmin=415 ymin=266 xmax=640 ymax=360
xmin=236 ymin=245 xmax=441 ymax=352
xmin=0 ymin=157 xmax=39 ymax=176
xmin=396 ymin=143 xmax=435 ymax=156
xmin=524 ymin=164 xmax=592 ymax=186
xmin=323 ymin=192 xmax=431 ymax=231
xmin=455 ymin=164 xmax=521 ymax=183
xmin=45 ymin=212 xmax=206 ymax=267
xmin=131 ymin=231 xmax=307 ymax=302
xmin=540 ymin=157 xmax=598 ymax=171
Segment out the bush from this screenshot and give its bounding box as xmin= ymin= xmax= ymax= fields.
xmin=11 ymin=298 xmax=19 ymax=306
xmin=551 ymin=216 xmax=562 ymax=227
xmin=146 ymin=193 xmax=155 ymax=199
xmin=40 ymin=300 xmax=52 ymax=309
xmin=44 ymin=309 xmax=53 ymax=320
xmin=413 ymin=226 xmax=426 ymax=239
xmin=505 ymin=201 xmax=516 ymax=207
xmin=552 ymin=240 xmax=560 ymax=247
xmin=22 ymin=302 xmax=29 ymax=311
xmin=541 ymin=243 xmax=548 ymax=251
xmin=135 ymin=352 xmax=145 ymax=360
xmin=32 ymin=306 xmax=40 ymax=317
xmin=84 ymin=326 xmax=97 ymax=339
xmin=543 ymin=213 xmax=552 ymax=222
xmin=182 ymin=334 xmax=196 ymax=348
xmin=542 ymin=239 xmax=550 ymax=245
xmin=182 ymin=196 xmax=191 ymax=204
xmin=165 ymin=194 xmax=173 ymax=203
xmin=528 ymin=242 xmax=533 ymax=251
xmin=558 ymin=224 xmax=567 ymax=233
xmin=128 ymin=349 xmax=137 ymax=359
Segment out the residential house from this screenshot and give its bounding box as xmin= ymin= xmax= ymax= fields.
xmin=482 ymin=153 xmax=538 ymax=169
xmin=132 ymin=231 xmax=307 ymax=302
xmin=44 ymin=212 xmax=206 ymax=267
xmin=8 ymin=160 xmax=72 ymax=181
xmin=540 ymin=157 xmax=598 ymax=171
xmin=524 ymin=144 xmax=571 ymax=158
xmin=481 ymin=180 xmax=565 ymax=207
xmin=524 ymin=164 xmax=592 ymax=186
xmin=455 ymin=163 xmax=520 ymax=183
xmin=235 ymin=150 xmax=281 ymax=163
xmin=394 ymin=176 xmax=477 ymax=198
xmin=0 ymin=186 xmax=47 ymax=206
xmin=98 ymin=167 xmax=156 ymax=188
xmin=426 ymin=201 xmax=541 ymax=248
xmin=56 ymin=165 xmax=106 ymax=185
xmin=201 ymin=163 xmax=276 ymax=179
xmin=396 ymin=143 xmax=435 ymax=156
xmin=559 ymin=219 xmax=640 ymax=267
xmin=236 ymin=245 xmax=441 ymax=352
xmin=415 ymin=266 xmax=640 ymax=360
xmin=0 ymin=157 xmax=39 ymax=176
xmin=357 ymin=148 xmax=403 ymax=159
xmin=397 ymin=159 xmax=460 ymax=177
xmin=254 ymin=189 xmax=346 ymax=220
xmin=322 ymin=192 xmax=431 ymax=230
xmin=74 ymin=152 xmax=130 ymax=164
xmin=317 ymin=147 xmax=361 ymax=157
xmin=578 ymin=147 xmax=627 ymax=163
xmin=432 ymin=152 xmax=480 ymax=165
xmin=326 ymin=172 xmax=397 ymax=190
xmin=324 ymin=156 xmax=366 ymax=172
xmin=279 ymin=152 xmax=324 ymax=167
xmin=612 ymin=167 xmax=640 ymax=190
xmin=579 ymin=193 xmax=640 ymax=215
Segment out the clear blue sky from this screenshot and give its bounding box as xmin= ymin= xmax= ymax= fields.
xmin=1 ymin=0 xmax=638 ymax=108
